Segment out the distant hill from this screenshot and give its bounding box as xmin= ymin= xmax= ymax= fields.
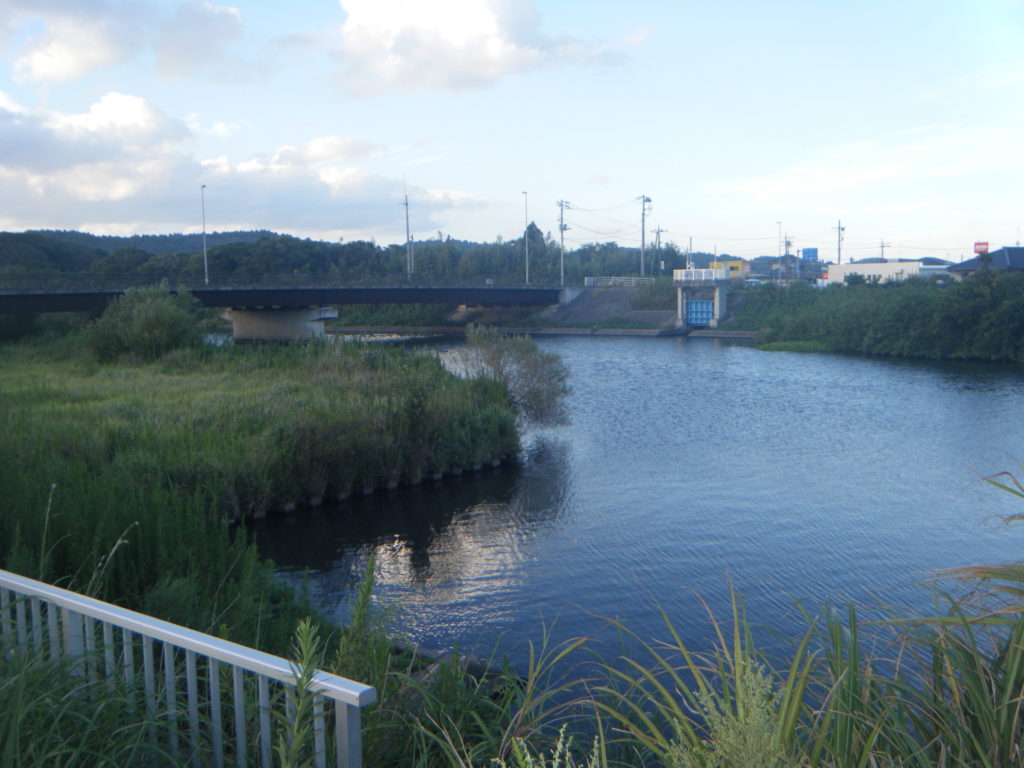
xmin=25 ymin=229 xmax=281 ymax=255
xmin=0 ymin=232 xmax=102 ymax=274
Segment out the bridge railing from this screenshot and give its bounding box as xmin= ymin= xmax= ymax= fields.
xmin=0 ymin=568 xmax=376 ymax=768
xmin=584 ymin=276 xmax=656 ymax=288
xmin=673 ymin=269 xmax=729 ymax=282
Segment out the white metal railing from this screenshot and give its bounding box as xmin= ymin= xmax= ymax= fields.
xmin=0 ymin=569 xmax=376 ymax=768
xmin=584 ymin=276 xmax=656 ymax=287
xmin=673 ymin=269 xmax=729 ymax=282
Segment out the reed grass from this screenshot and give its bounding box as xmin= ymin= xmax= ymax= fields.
xmin=0 ymin=636 xmax=183 ymax=767
xmin=0 ymin=337 xmax=517 ymax=656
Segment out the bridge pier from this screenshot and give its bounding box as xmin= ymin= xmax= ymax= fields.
xmin=221 ymin=306 xmax=339 ymax=342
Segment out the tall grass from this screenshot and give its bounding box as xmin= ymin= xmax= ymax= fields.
xmin=0 ymin=636 xmax=181 ymax=767
xmin=0 ymin=337 xmax=517 ymax=655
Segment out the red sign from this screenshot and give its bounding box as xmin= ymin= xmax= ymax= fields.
xmin=974 ymin=241 xmax=989 ymax=254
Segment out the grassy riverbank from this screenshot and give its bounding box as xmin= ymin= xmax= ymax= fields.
xmin=6 ymin=322 xmax=1024 ymax=767
xmin=0 ymin=337 xmax=516 ymax=650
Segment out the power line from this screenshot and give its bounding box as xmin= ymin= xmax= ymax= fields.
xmin=569 ymin=222 xmax=641 ymax=237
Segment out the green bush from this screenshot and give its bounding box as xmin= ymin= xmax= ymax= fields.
xmin=633 ymin=277 xmax=676 ymax=310
xmin=725 ymin=271 xmax=1024 ymax=364
xmin=86 ymin=285 xmax=203 ymax=361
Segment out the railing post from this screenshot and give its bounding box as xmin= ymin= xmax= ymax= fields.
xmin=0 ymin=588 xmax=10 ymax=638
xmin=335 ymin=701 xmax=363 ymax=768
xmin=62 ymin=607 xmax=84 ymax=669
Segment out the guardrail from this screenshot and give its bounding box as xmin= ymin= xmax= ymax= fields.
xmin=583 ymin=276 xmax=656 ymax=287
xmin=0 ymin=569 xmax=376 ymax=768
xmin=672 ymin=269 xmax=729 ymax=282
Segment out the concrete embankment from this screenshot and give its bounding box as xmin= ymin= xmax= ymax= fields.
xmin=687 ymin=329 xmax=759 ymax=340
xmin=329 ymin=325 xmax=759 ymax=340
xmin=329 ymin=325 xmax=687 ymax=338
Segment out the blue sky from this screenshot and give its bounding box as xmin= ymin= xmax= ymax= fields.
xmin=1 ymin=0 xmax=1022 ymax=262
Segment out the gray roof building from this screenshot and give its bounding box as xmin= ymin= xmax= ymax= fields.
xmin=947 ymin=247 xmax=1024 ymax=278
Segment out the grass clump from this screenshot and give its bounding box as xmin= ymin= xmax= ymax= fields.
xmin=0 ymin=638 xmax=180 ymax=767
xmin=453 ymin=325 xmax=570 ymax=426
xmin=756 ymin=340 xmax=830 ymax=354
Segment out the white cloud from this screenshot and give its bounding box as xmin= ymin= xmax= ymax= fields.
xmin=5 ymin=1 xmax=255 ymax=86
xmin=154 ymin=1 xmax=247 ymax=78
xmin=8 ymin=0 xmax=148 ymax=84
xmin=208 ymin=121 xmax=236 ymax=138
xmin=186 ymin=113 xmax=246 ymax=138
xmin=272 ymin=135 xmax=378 ymax=166
xmin=55 ymin=92 xmax=186 ymax=147
xmin=0 ymin=91 xmax=454 ymax=240
xmin=333 ymin=0 xmax=615 ymax=94
xmin=0 ymin=91 xmax=187 ymax=173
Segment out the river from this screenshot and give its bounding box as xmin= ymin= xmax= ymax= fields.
xmin=254 ymin=336 xmax=1024 ymax=666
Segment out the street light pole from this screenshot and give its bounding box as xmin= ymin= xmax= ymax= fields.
xmin=522 ymin=191 xmax=529 ymax=285
xmin=201 ymin=184 xmax=209 ymax=286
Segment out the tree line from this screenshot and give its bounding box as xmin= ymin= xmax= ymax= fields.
xmin=0 ymin=228 xmax=716 ymax=285
xmin=727 ymin=269 xmax=1024 ymax=363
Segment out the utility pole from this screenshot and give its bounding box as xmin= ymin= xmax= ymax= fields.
xmin=776 ymin=221 xmax=783 ymax=280
xmin=638 ymin=195 xmax=652 ymax=276
xmin=200 ymin=184 xmax=208 ymax=286
xmin=402 ymin=190 xmax=414 ymax=280
xmin=557 ymin=200 xmax=571 ymax=287
xmin=880 ymin=239 xmax=891 ymax=260
xmin=687 ymin=236 xmax=693 ymax=269
xmin=835 ymin=220 xmax=845 ymax=265
xmin=653 ymin=226 xmax=666 ymax=274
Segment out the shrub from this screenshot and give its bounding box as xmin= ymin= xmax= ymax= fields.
xmin=454 ymin=325 xmax=570 ymax=426
xmin=86 ymin=285 xmax=203 ymax=361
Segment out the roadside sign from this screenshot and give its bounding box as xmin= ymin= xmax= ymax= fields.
xmin=974 ymin=241 xmax=989 ymax=254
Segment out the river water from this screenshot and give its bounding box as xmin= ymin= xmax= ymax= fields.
xmin=255 ymin=337 xmax=1024 ymax=665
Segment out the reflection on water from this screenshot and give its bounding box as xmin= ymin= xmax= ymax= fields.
xmin=255 ymin=337 xmax=1024 ymax=667
xmin=256 ymin=438 xmax=571 ymax=635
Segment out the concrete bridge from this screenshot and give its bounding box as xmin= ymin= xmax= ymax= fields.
xmin=0 ymin=278 xmax=567 ymax=340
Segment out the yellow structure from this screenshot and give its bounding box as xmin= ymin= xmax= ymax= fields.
xmin=710 ymin=259 xmax=748 ymax=279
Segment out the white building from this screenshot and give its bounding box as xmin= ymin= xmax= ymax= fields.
xmin=823 ymin=260 xmax=922 ymax=286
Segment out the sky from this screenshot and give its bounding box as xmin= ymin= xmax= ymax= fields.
xmin=1 ymin=0 xmax=1023 ymax=263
